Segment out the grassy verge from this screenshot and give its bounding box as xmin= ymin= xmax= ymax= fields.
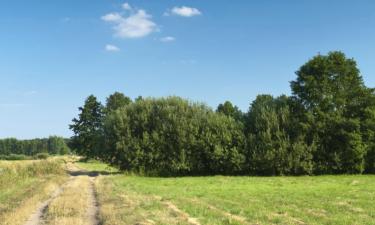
xmin=0 ymin=159 xmax=68 ymax=225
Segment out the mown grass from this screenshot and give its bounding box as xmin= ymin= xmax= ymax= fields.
xmin=0 ymin=159 xmax=67 ymax=224
xmin=77 ymin=159 xmax=375 ymax=225
xmin=2 ymin=158 xmax=374 ymax=225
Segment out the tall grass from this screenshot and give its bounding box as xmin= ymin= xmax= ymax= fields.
xmin=0 ymin=160 xmax=64 ymax=189
xmin=0 ymin=159 xmax=67 ymax=225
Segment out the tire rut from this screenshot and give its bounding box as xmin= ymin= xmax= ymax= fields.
xmin=87 ymin=177 xmax=100 ymax=225
xmin=23 ymin=178 xmax=73 ymax=225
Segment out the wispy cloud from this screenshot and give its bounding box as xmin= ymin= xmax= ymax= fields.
xmin=122 ymin=2 xmax=132 ymax=10
xmin=166 ymin=6 xmax=202 ymax=17
xmin=102 ymin=13 xmax=122 ymax=22
xmin=105 ymin=44 xmax=120 ymax=52
xmin=102 ymin=3 xmax=157 ymax=38
xmin=160 ymin=36 xmax=175 ymax=42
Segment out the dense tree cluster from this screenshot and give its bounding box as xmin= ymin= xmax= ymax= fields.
xmin=70 ymin=52 xmax=375 ymax=176
xmin=0 ymin=136 xmax=70 ymax=156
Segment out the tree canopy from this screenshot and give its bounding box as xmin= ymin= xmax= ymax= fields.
xmin=0 ymin=136 xmax=70 ymax=156
xmin=70 ymin=52 xmax=375 ymax=176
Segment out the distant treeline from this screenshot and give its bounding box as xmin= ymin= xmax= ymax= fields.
xmin=0 ymin=136 xmax=70 ymax=156
xmin=70 ymin=51 xmax=375 ymax=176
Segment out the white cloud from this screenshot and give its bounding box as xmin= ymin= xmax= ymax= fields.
xmin=169 ymin=6 xmax=202 ymax=17
xmin=160 ymin=36 xmax=175 ymax=42
xmin=122 ymin=3 xmax=132 ymax=10
xmin=102 ymin=9 xmax=157 ymax=38
xmin=105 ymin=44 xmax=120 ymax=52
xmin=101 ymin=13 xmax=122 ymax=22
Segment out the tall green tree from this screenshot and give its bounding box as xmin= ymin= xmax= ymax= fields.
xmin=291 ymin=51 xmax=370 ymax=173
xmin=69 ymin=95 xmax=104 ymax=159
xmin=48 ymin=136 xmax=70 ymax=155
xmin=105 ymin=92 xmax=132 ymax=112
xmin=362 ymin=93 xmax=375 ymax=173
xmin=245 ymin=95 xmax=314 ymax=175
xmin=216 ymin=101 xmax=244 ymax=122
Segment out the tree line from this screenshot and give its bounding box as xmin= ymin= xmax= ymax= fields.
xmin=0 ymin=136 xmax=71 ymax=156
xmin=70 ymin=51 xmax=375 ymax=176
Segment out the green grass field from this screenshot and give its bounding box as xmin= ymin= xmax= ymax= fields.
xmin=1 ymin=159 xmax=374 ymax=225
xmin=79 ymin=161 xmax=375 ymax=225
xmin=100 ymin=176 xmax=375 ymax=224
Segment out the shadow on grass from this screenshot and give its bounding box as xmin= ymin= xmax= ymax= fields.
xmin=67 ymin=170 xmax=122 ymax=177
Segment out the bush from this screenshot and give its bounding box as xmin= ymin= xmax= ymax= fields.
xmin=34 ymin=153 xmax=49 ymax=160
xmin=103 ymin=96 xmax=246 ymax=176
xmin=0 ymin=154 xmax=31 ymax=160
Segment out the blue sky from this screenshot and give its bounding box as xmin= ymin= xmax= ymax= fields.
xmin=0 ymin=0 xmax=374 ymax=139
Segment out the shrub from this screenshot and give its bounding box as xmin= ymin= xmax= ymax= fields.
xmin=0 ymin=154 xmax=31 ymax=160
xmin=34 ymin=152 xmax=49 ymax=160
xmin=103 ymin=96 xmax=245 ymax=176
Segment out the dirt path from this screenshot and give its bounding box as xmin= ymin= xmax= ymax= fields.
xmin=23 ymin=163 xmax=100 ymax=225
xmin=23 ymin=184 xmax=65 ymax=225
xmin=87 ymin=177 xmax=100 ymax=225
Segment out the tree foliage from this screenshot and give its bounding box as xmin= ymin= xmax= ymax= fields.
xmin=244 ymin=95 xmax=314 ymax=175
xmin=105 ymin=91 xmax=132 ymax=113
xmin=216 ymin=101 xmax=244 ymax=122
xmin=69 ymin=95 xmax=104 ymax=159
xmin=70 ymin=52 xmax=375 ymax=176
xmin=104 ymin=97 xmax=245 ymax=176
xmin=291 ymin=51 xmax=372 ymax=174
xmin=0 ymin=136 xmax=70 ymax=156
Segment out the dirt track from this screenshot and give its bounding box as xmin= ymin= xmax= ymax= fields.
xmin=24 ymin=163 xmax=99 ymax=225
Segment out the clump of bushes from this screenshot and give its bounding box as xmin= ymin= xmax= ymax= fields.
xmin=104 ymin=97 xmax=246 ymax=176
xmin=0 ymin=154 xmax=31 ymax=160
xmin=34 ymin=153 xmax=49 ymax=160
xmin=0 ymin=153 xmax=50 ymax=160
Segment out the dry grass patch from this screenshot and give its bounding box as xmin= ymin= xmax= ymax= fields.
xmin=43 ymin=176 xmax=98 ymax=225
xmin=0 ymin=178 xmax=66 ymax=225
xmin=0 ymin=159 xmax=67 ymax=225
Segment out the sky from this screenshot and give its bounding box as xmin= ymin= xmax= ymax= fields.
xmin=0 ymin=0 xmax=374 ymax=139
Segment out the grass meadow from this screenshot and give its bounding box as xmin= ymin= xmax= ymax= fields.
xmin=0 ymin=158 xmax=374 ymax=225
xmin=79 ymin=161 xmax=375 ymax=225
